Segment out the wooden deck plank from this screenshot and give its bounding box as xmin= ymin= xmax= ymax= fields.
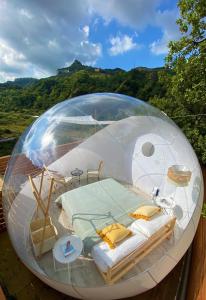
xmin=0 ymin=287 xmax=6 ymax=300
xmin=186 ymin=166 xmax=206 ymax=300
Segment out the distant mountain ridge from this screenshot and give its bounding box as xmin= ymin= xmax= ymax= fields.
xmin=0 ymin=77 xmax=38 ymax=88
xmin=1 ymin=60 xmax=165 ymax=86
xmin=57 ymin=60 xmax=95 ymax=74
xmin=57 ymin=60 xmax=126 ymax=75
xmin=0 ymin=60 xmax=168 ymax=112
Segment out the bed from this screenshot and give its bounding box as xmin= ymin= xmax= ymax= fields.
xmin=57 ymin=178 xmax=149 ymax=252
xmin=92 ymin=214 xmax=176 ymax=284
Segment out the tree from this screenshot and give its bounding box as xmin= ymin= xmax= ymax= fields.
xmin=150 ymin=0 xmax=206 ymax=164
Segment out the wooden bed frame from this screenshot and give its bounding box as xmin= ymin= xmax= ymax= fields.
xmin=95 ymin=217 xmax=176 ymax=284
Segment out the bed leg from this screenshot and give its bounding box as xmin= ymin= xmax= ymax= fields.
xmin=166 ymin=232 xmax=173 ymax=240
xmin=106 ymin=269 xmax=112 ymax=284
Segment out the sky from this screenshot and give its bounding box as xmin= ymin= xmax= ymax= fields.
xmin=0 ymin=0 xmax=180 ymax=83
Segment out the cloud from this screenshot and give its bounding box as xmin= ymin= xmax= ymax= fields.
xmin=19 ymin=8 xmax=33 ymax=19
xmin=0 ymin=40 xmax=49 ymax=81
xmin=0 ymin=0 xmax=101 ymax=82
xmin=108 ymin=34 xmax=137 ymax=56
xmin=150 ymin=9 xmax=180 ymax=55
xmin=0 ymin=0 xmax=180 ymax=82
xmin=82 ymin=25 xmax=90 ymax=37
xmin=89 ymin=0 xmax=161 ymax=30
xmin=89 ymin=0 xmax=179 ymax=56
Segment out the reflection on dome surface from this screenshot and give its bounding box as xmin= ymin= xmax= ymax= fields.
xmin=2 ymin=93 xmax=203 ymax=299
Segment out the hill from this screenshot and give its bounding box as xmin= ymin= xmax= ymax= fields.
xmin=0 ymin=77 xmax=38 ymax=88
xmin=0 ymin=60 xmax=167 ymax=112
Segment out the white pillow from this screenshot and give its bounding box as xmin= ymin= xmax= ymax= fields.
xmin=130 ymin=214 xmax=173 ymax=237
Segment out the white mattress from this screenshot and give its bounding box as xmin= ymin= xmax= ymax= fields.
xmin=92 ymin=214 xmax=173 ymax=272
xmin=91 ymin=227 xmax=147 ymax=273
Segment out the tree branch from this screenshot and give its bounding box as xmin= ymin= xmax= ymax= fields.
xmin=193 ymin=37 xmax=206 ymax=46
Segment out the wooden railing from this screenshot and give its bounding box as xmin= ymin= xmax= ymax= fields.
xmin=0 ymin=155 xmax=10 ymax=174
xmin=0 ymin=155 xmax=10 ymax=232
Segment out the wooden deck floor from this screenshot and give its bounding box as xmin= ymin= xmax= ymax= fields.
xmin=0 ymin=229 xmax=186 ymax=300
xmin=186 ymin=167 xmax=206 ymax=300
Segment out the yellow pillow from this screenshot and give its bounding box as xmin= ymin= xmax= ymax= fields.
xmin=129 ymin=205 xmax=161 ymax=220
xmin=96 ymin=223 xmax=132 ymax=249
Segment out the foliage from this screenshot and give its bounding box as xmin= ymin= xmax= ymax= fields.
xmin=0 ymin=61 xmax=169 ymax=155
xmin=0 ymin=77 xmax=38 ymax=88
xmin=0 ymin=111 xmax=38 ymax=156
xmin=0 ymin=111 xmax=35 ymax=138
xmin=0 ymin=140 xmax=17 ymax=157
xmin=150 ymin=0 xmax=206 ymax=164
xmin=0 ymin=61 xmax=167 ymax=112
xmin=202 ymin=203 xmax=206 ymax=218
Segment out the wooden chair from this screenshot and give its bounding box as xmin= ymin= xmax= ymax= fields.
xmin=87 ymin=160 xmax=104 ymax=182
xmin=44 ymin=165 xmax=73 ymax=193
xmin=29 ymin=170 xmax=58 ymax=257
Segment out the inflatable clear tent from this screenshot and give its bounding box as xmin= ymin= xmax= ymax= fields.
xmin=2 ymin=93 xmax=203 ymax=299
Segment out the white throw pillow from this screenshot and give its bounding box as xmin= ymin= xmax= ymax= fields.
xmin=130 ymin=214 xmax=173 ymax=237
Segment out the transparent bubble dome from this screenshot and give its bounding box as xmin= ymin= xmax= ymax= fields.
xmin=2 ymin=93 xmax=203 ymax=299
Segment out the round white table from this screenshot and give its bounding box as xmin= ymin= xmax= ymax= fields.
xmin=155 ymin=196 xmax=176 ymax=216
xmin=53 ymin=235 xmax=83 ymax=283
